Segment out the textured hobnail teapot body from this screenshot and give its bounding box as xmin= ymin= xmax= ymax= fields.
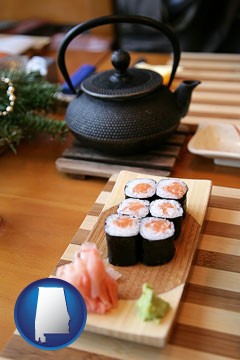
xmin=58 ymin=15 xmax=200 ymax=154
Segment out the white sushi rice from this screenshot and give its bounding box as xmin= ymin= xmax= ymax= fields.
xmin=156 ymin=178 xmax=188 ymax=200
xmin=150 ymin=199 xmax=183 ymax=218
xmin=105 ymin=214 xmax=140 ymax=237
xmin=140 ymin=217 xmax=175 ymax=241
xmin=117 ymin=198 xmax=149 ymax=218
xmin=124 ymin=178 xmax=156 ymax=199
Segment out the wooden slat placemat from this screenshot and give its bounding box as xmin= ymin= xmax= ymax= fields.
xmin=175 ymin=52 xmax=240 ymax=127
xmin=1 ymin=172 xmax=240 ymax=360
xmin=56 ymin=125 xmax=189 ymax=178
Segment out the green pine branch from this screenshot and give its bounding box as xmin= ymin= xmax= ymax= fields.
xmin=0 ymin=69 xmax=69 ymax=153
xmin=18 ymin=112 xmax=69 ymax=139
xmin=0 ymin=119 xmax=23 ymax=153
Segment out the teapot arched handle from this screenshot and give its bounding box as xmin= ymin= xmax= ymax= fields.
xmin=58 ymin=15 xmax=181 ymax=94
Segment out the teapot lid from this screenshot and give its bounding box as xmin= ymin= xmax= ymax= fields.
xmin=81 ymin=49 xmax=163 ymax=99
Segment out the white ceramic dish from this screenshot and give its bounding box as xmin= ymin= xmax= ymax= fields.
xmin=188 ymin=123 xmax=240 ymax=167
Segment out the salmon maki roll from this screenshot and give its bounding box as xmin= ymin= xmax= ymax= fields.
xmin=140 ymin=217 xmax=175 ymax=266
xmin=117 ymin=198 xmax=150 ymax=218
xmin=124 ymin=178 xmax=156 ymax=201
xmin=156 ymin=178 xmax=188 ymax=214
xmin=105 ymin=214 xmax=140 ymax=266
xmin=150 ymin=199 xmax=183 ymax=239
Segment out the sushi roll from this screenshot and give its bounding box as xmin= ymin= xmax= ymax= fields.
xmin=105 ymin=214 xmax=140 ymax=266
xmin=117 ymin=198 xmax=150 ymax=218
xmin=150 ymin=199 xmax=183 ymax=239
xmin=124 ymin=178 xmax=156 ymax=201
xmin=156 ymin=178 xmax=188 ymax=214
xmin=140 ymin=217 xmax=175 ymax=266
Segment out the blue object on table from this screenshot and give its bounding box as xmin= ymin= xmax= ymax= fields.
xmin=61 ymin=64 xmax=96 ymax=94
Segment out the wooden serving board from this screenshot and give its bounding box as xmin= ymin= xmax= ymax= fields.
xmin=59 ymin=170 xmax=212 ymax=348
xmin=2 ymin=175 xmax=240 ymax=359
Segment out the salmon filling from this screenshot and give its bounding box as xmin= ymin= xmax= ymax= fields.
xmin=159 ymin=202 xmax=174 ymax=215
xmin=145 ymin=219 xmax=171 ymax=233
xmin=122 ymin=202 xmax=145 ymax=212
xmin=163 ymin=181 xmax=186 ymax=198
xmin=105 ymin=214 xmax=139 ymax=237
xmin=113 ymin=217 xmax=134 ymax=228
xmin=133 ymin=183 xmax=153 ymax=194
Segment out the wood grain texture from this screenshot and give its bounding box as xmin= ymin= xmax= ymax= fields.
xmin=35 ymin=172 xmax=239 ymax=359
xmin=67 ymin=175 xmax=239 ymax=358
xmin=58 ymin=170 xmax=211 ymax=348
xmin=71 ymin=176 xmax=239 ymax=358
xmin=1 ymin=334 xmax=116 ymax=360
xmin=1 ymin=174 xmax=240 ymax=358
xmin=73 ymin=331 xmax=237 ymax=360
xmin=1 ymin=50 xmax=240 ymax=358
xmin=86 ymin=210 xmax=199 ymax=299
xmin=0 ymin=0 xmax=112 ymax=29
xmin=55 ymin=158 xmax=171 ymax=178
xmin=170 ymin=324 xmax=240 ymax=359
xmin=56 ymin=128 xmax=187 ymax=178
xmin=182 ymin=283 xmax=240 ymax=312
xmin=179 ymin=53 xmax=240 ymax=126
xmin=0 ymin=131 xmax=107 ymax=350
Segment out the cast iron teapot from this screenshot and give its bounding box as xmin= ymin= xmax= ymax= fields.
xmin=58 ymin=15 xmax=200 ymax=154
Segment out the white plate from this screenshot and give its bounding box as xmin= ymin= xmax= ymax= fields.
xmin=188 ymin=123 xmax=240 ymax=167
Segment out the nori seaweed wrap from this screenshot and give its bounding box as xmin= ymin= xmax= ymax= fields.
xmin=117 ymin=198 xmax=150 ymax=218
xmin=105 ymin=214 xmax=140 ymax=266
xmin=156 ymin=178 xmax=188 ymax=215
xmin=150 ymin=199 xmax=184 ymax=239
xmin=124 ymin=178 xmax=156 ymax=202
xmin=140 ymin=217 xmax=175 ymax=266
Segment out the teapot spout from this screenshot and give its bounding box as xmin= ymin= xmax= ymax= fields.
xmin=175 ymin=80 xmax=201 ymax=118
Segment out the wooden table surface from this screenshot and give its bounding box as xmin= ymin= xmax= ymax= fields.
xmin=0 ymin=48 xmax=240 ymax=356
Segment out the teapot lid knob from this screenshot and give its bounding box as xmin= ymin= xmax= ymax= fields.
xmin=111 ymin=50 xmax=130 ymax=81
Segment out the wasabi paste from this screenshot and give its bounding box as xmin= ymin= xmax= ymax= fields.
xmin=136 ymin=283 xmax=170 ymax=322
